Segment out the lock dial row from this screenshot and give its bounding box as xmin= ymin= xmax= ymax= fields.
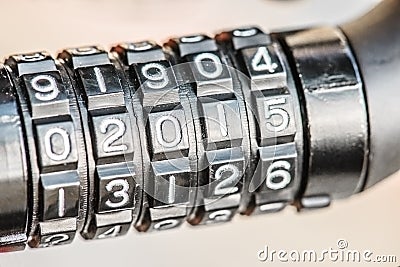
xmin=0 ymin=26 xmax=368 ymax=252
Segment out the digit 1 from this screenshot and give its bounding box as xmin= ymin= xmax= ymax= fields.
xmin=217 ymin=103 xmax=228 ymax=137
xmin=58 ymin=188 xmax=65 ymax=217
xmin=168 ymin=175 xmax=176 ymax=204
xmin=94 ymin=67 xmax=107 ymax=93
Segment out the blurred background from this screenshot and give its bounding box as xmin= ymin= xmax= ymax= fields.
xmin=1 ymin=0 xmax=398 ymax=266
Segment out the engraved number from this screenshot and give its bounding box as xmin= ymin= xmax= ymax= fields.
xmin=128 ymin=41 xmax=154 ymax=51
xmin=20 ymin=52 xmax=46 ymax=62
xmin=100 ymin=118 xmax=128 ymax=153
xmin=98 ymin=225 xmax=121 ymax=239
xmin=153 ymin=219 xmax=179 ymax=231
xmin=264 ymin=98 xmax=290 ymax=132
xmin=214 ymin=164 xmax=240 ymax=196
xmin=72 ymin=47 xmax=98 ymax=55
xmin=43 ymin=233 xmax=70 ymax=247
xmin=31 ymin=75 xmax=59 ymax=101
xmin=233 ymin=28 xmax=257 ymax=37
xmin=155 ymin=115 xmax=182 ymax=148
xmin=194 ymin=53 xmax=223 ymax=79
xmin=266 ymin=161 xmax=291 ymax=190
xmin=44 ymin=128 xmax=71 ymax=161
xmin=208 ymin=210 xmax=232 ymax=222
xmin=141 ymin=63 xmax=169 ymax=89
xmin=180 ymin=35 xmax=205 ymax=43
xmin=251 ymin=47 xmax=278 ymax=73
xmin=105 ymin=179 xmax=130 ymax=208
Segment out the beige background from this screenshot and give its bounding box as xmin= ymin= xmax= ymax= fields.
xmin=1 ymin=0 xmax=399 ymax=266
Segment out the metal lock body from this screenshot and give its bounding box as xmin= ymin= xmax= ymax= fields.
xmin=0 ymin=22 xmax=377 ymax=251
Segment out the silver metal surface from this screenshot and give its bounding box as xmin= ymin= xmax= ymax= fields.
xmin=166 ymin=35 xmax=250 ymax=225
xmin=0 ymin=65 xmax=28 ymax=251
xmin=0 ymin=25 xmax=367 ymax=249
xmin=5 ymin=52 xmax=87 ymax=248
xmin=58 ymin=46 xmax=142 ymax=240
xmin=113 ymin=42 xmax=198 ymax=232
xmin=284 ymin=27 xmax=369 ymax=205
xmin=216 ymin=27 xmax=304 ymax=215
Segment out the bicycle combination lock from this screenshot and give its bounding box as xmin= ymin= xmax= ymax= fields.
xmin=0 ymin=0 xmax=398 ymax=252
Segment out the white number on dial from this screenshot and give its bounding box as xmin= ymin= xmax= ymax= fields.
xmin=214 ymin=164 xmax=240 ymax=196
xmin=100 ymin=118 xmax=128 ymax=153
xmin=141 ymin=63 xmax=169 ymax=89
xmin=105 ymin=179 xmax=130 ymax=208
xmin=97 ymin=225 xmax=122 ymax=239
xmin=153 ymin=219 xmax=179 ymax=231
xmin=155 ymin=115 xmax=182 ymax=148
xmin=266 ymin=160 xmax=292 ymax=190
xmin=31 ymin=74 xmax=59 ymax=101
xmin=44 ymin=127 xmax=71 ymax=161
xmin=251 ymin=47 xmax=278 ymax=73
xmin=264 ymin=98 xmax=290 ymax=132
xmin=20 ymin=52 xmax=46 ymax=62
xmin=208 ymin=210 xmax=232 ymax=222
xmin=194 ymin=53 xmax=223 ymax=79
xmin=43 ymin=233 xmax=70 ymax=247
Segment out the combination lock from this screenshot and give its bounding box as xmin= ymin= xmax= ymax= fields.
xmin=0 ymin=0 xmax=399 ymax=252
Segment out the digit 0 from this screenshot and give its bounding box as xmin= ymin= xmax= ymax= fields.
xmin=44 ymin=127 xmax=71 ymax=161
xmin=194 ymin=53 xmax=223 ymax=79
xmin=155 ymin=115 xmax=182 ymax=148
